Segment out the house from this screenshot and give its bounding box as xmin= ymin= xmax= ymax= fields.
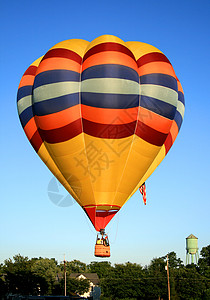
xmin=70 ymin=273 xmax=101 ymax=300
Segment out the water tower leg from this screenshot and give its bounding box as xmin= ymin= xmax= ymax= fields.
xmin=191 ymin=254 xmax=194 ymax=264
xmin=196 ymin=251 xmax=199 ymax=264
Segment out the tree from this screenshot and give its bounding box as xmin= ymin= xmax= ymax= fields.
xmin=198 ymin=245 xmax=210 ymax=278
xmin=2 ymin=248 xmax=210 ymax=299
xmin=63 ymin=259 xmax=87 ymax=274
xmin=0 ymin=263 xmax=7 ymax=297
xmin=199 ymin=245 xmax=210 ymax=266
xmin=101 ymin=277 xmax=145 ymax=300
xmin=174 ymin=264 xmax=207 ymax=300
xmin=0 ymin=276 xmax=7 ymax=297
xmin=3 ymin=254 xmax=47 ymax=295
xmin=145 ymin=257 xmax=168 ymax=299
xmin=100 ymin=262 xmax=146 ymax=299
xmin=198 ymin=245 xmax=210 ymax=298
xmin=88 ymin=261 xmax=112 ymax=278
xmin=31 ymin=257 xmax=61 ymax=294
xmin=162 ymin=251 xmax=184 ymax=269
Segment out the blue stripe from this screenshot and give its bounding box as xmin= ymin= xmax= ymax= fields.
xmin=174 ymin=110 xmax=183 ymax=130
xmin=81 ymin=92 xmax=139 ymax=109
xmin=140 ymin=74 xmax=178 ymax=91
xmin=178 ymin=91 xmax=185 ymax=105
xmin=19 ymin=106 xmax=34 ymax=128
xmin=33 ymin=70 xmax=80 ymax=89
xmin=17 ymin=86 xmax=33 ymax=102
xmin=33 ymin=93 xmax=80 ymax=116
xmin=140 ymin=95 xmax=176 ymax=120
xmin=82 ymin=64 xmax=139 ymax=83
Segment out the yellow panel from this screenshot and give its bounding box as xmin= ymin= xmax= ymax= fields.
xmin=92 ymin=192 xmax=118 ymax=205
xmin=93 ymin=191 xmax=129 ymax=207
xmin=46 ymin=133 xmax=86 ymax=157
xmin=115 ymin=135 xmax=161 ymax=196
xmin=32 ymin=56 xmax=44 ymax=67
xmin=113 ymin=191 xmax=132 ymax=207
xmin=85 ymin=34 xmax=128 ymax=53
xmin=143 ymin=145 xmax=166 ymax=182
xmin=30 ymin=56 xmax=44 ymax=67
xmin=43 ymin=133 xmax=95 ymax=206
xmin=37 ymin=143 xmax=81 ymax=204
xmin=49 ymin=156 xmax=95 ymax=207
xmin=126 ymin=41 xmax=162 ymax=60
xmin=83 ymin=134 xmax=132 ymax=194
xmin=50 ymin=39 xmax=89 ymax=57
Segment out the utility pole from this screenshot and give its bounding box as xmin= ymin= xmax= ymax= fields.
xmin=166 ymin=254 xmax=170 ymax=300
xmin=64 ymin=254 xmax=66 ymax=296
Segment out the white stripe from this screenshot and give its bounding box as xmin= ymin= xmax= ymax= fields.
xmin=32 ymin=79 xmax=178 ymax=109
xmin=33 ymin=82 xmax=80 ymax=103
xmin=140 ymin=84 xmax=178 ymax=107
xmin=81 ymin=78 xmax=140 ymax=95
xmin=177 ymin=101 xmax=185 ymax=119
xmin=17 ymin=95 xmax=32 ymax=115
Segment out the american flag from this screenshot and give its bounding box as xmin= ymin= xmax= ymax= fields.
xmin=139 ymin=182 xmax=146 ymax=205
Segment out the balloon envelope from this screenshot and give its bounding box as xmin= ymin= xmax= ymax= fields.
xmin=17 ymin=35 xmax=185 ymax=231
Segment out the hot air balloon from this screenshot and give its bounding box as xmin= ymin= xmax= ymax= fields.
xmin=17 ymin=35 xmax=185 ymax=257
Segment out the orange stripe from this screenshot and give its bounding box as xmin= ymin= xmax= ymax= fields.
xmin=36 ymin=57 xmax=81 ymax=75
xmin=82 ymin=51 xmax=138 ymax=73
xmin=82 ymin=105 xmax=138 ymax=124
xmin=177 ymin=80 xmax=184 ymax=93
xmin=170 ymin=120 xmax=179 ymax=143
xmin=138 ymin=107 xmax=173 ymax=134
xmin=138 ymin=61 xmax=176 ymax=78
xmin=35 ymin=105 xmax=81 ymax=130
xmin=18 ymin=75 xmax=35 ymax=88
xmin=24 ymin=117 xmax=38 ymax=140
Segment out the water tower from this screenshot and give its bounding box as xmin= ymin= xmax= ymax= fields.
xmin=186 ymin=234 xmax=199 ymax=264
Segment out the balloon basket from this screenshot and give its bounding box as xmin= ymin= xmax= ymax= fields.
xmin=95 ymin=244 xmax=110 ymax=257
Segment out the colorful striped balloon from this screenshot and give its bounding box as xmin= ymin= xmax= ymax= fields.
xmin=17 ymin=35 xmax=185 ymax=231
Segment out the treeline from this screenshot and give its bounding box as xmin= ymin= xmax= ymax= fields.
xmin=0 ymin=246 xmax=210 ymax=300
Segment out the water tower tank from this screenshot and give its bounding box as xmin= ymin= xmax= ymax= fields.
xmin=186 ymin=234 xmax=199 ymax=264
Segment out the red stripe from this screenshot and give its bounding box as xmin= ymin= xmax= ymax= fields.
xmin=38 ymin=118 xmax=135 ymax=143
xmin=83 ymin=118 xmax=136 ymax=139
xmin=135 ymin=121 xmax=167 ymax=146
xmin=83 ymin=42 xmax=136 ymax=62
xmin=42 ymin=48 xmax=82 ymax=64
xmin=30 ymin=130 xmax=43 ymax=152
xmin=137 ymin=52 xmax=171 ymax=67
xmin=96 ymin=210 xmax=117 ymax=217
xmin=164 ymin=132 xmax=173 ymax=154
xmin=23 ymin=66 xmax=37 ymax=76
xmin=84 ymin=204 xmax=121 ymax=209
xmin=39 ymin=119 xmax=82 ymax=143
xmin=37 ymin=118 xmax=168 ymax=145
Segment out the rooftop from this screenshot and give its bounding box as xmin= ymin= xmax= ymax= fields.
xmin=70 ymin=273 xmax=100 ymax=285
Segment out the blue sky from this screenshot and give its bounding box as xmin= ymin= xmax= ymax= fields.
xmin=0 ymin=0 xmax=210 ymax=266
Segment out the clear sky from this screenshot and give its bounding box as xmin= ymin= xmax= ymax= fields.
xmin=0 ymin=0 xmax=210 ymax=267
